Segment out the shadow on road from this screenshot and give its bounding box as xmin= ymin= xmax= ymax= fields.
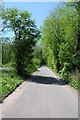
xmin=29 ymin=75 xmax=67 ymax=86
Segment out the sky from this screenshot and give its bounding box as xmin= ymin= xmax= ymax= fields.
xmin=3 ymin=2 xmax=58 ymax=37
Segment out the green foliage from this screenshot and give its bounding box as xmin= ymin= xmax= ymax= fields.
xmin=32 ymin=57 xmax=41 ymax=70
xmin=0 ymin=70 xmax=23 ymax=100
xmin=2 ymin=8 xmax=41 ymax=77
xmin=41 ymin=3 xmax=80 ymax=89
xmin=32 ymin=44 xmax=45 ymax=70
xmin=59 ymin=63 xmax=71 ymax=82
xmin=69 ymin=77 xmax=78 ymax=90
xmin=1 ymin=2 xmax=80 ymax=97
xmin=2 ymin=37 xmax=14 ymax=65
xmin=0 ymin=37 xmax=2 ymax=67
xmin=0 ymin=8 xmax=42 ymax=101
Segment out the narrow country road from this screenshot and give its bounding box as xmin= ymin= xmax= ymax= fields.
xmin=2 ymin=66 xmax=78 ymax=118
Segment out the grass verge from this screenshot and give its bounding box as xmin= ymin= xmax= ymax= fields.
xmin=48 ymin=66 xmax=79 ymax=90
xmin=0 ymin=70 xmax=23 ymax=101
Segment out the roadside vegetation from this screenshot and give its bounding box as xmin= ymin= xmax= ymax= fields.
xmin=41 ymin=2 xmax=80 ymax=90
xmin=0 ymin=2 xmax=80 ymax=101
xmin=1 ymin=70 xmax=23 ymax=100
xmin=0 ymin=8 xmax=42 ymax=101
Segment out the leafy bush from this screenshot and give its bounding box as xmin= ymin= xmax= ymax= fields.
xmin=59 ymin=63 xmax=71 ymax=82
xmin=33 ymin=57 xmax=41 ymax=70
xmin=69 ymin=76 xmax=78 ymax=90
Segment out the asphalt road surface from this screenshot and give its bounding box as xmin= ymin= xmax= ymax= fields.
xmin=2 ymin=66 xmax=78 ymax=118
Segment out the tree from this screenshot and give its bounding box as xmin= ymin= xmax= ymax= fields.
xmin=41 ymin=3 xmax=79 ymax=73
xmin=2 ymin=8 xmax=41 ymax=76
xmin=2 ymin=37 xmax=14 ymax=65
xmin=65 ymin=2 xmax=80 ymax=51
xmin=41 ymin=6 xmax=63 ymax=71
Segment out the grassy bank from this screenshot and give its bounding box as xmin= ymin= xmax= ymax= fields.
xmin=0 ymin=70 xmax=23 ymax=101
xmin=49 ymin=66 xmax=79 ymax=90
xmin=0 ymin=62 xmax=41 ymax=101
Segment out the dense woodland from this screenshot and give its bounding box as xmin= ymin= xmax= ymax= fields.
xmin=0 ymin=2 xmax=80 ymax=100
